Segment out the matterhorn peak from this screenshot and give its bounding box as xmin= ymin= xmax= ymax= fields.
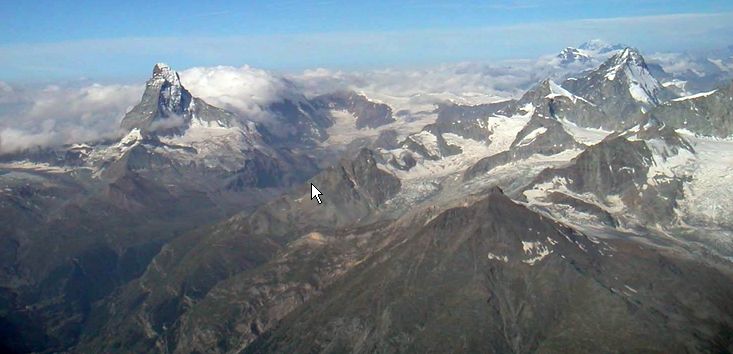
xmin=151 ymin=62 xmax=181 ymax=86
xmin=119 ymin=62 xmax=195 ymax=132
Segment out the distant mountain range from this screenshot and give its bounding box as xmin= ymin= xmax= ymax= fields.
xmin=2 ymin=42 xmax=733 ymax=353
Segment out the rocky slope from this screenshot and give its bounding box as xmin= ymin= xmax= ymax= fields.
xmin=521 ymin=118 xmax=695 ymax=228
xmin=3 ymin=43 xmax=733 ymax=353
xmin=247 ymin=188 xmax=733 ymax=353
xmin=314 ymin=91 xmax=395 ymax=129
xmin=563 ymin=48 xmax=669 ymax=129
xmin=0 ymin=64 xmax=325 ymax=353
xmin=71 ymin=148 xmax=402 ymax=353
xmin=650 ymin=80 xmax=733 ymax=138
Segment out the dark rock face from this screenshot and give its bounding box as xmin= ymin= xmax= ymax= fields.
xmin=650 ymin=80 xmax=733 ymax=138
xmin=265 ymin=98 xmax=332 ymax=145
xmin=435 ymin=100 xmax=516 ymax=124
xmin=120 ymin=63 xmax=237 ymax=133
xmin=522 ymin=120 xmax=694 ymax=225
xmin=246 ymin=189 xmax=733 ymax=353
xmin=507 ymin=78 xmax=609 ymax=130
xmin=400 ymin=129 xmax=463 ymax=161
xmin=314 ymin=91 xmax=395 ymax=129
xmin=371 ymin=129 xmax=400 ymax=150
xmin=562 ymin=48 xmax=667 ymax=130
xmin=293 ymin=148 xmax=401 ymax=227
xmin=545 ymin=191 xmax=617 ymax=227
xmin=425 ymin=117 xmax=491 ymax=142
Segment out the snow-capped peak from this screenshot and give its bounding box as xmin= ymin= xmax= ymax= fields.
xmin=152 ymin=63 xmax=181 ymax=86
xmin=611 ymin=48 xmax=646 ymax=67
xmin=578 ymin=39 xmax=625 ymax=54
xmin=553 ymin=40 xmax=625 ymax=66
xmin=119 ymin=128 xmax=143 ymax=146
xmin=557 ymin=47 xmax=591 ymax=64
xmin=604 ymin=48 xmax=662 ymax=106
xmin=149 ymin=63 xmax=192 ymax=117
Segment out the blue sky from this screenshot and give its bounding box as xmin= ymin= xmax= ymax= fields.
xmin=1 ymin=0 xmax=733 ymax=83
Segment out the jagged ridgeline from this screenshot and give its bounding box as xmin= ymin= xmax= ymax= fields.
xmin=1 ymin=41 xmax=733 ymax=354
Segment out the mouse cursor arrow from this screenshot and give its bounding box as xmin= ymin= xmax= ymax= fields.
xmin=311 ymin=183 xmax=323 ymax=204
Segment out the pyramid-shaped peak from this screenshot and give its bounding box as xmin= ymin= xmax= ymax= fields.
xmin=151 ymin=63 xmax=180 ymax=84
xmin=602 ymin=47 xmax=656 ymax=85
xmin=613 ymin=47 xmax=645 ymax=64
xmin=153 ymin=62 xmax=173 ymax=74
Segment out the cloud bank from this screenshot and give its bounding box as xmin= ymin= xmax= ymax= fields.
xmin=1 ymin=38 xmax=731 ymax=154
xmin=0 ymin=83 xmax=141 ymax=153
xmin=0 ymin=66 xmax=303 ymax=153
xmin=179 ymin=65 xmax=300 ymax=122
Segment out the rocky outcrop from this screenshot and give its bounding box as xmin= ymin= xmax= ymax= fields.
xmin=650 ymin=80 xmax=733 ymax=138
xmin=521 ymin=118 xmax=695 ymax=225
xmin=314 ymin=91 xmax=395 ymax=129
xmin=464 ymin=102 xmax=582 ymax=180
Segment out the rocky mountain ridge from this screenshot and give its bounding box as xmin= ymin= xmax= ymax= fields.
xmin=3 ymin=43 xmax=733 ymax=353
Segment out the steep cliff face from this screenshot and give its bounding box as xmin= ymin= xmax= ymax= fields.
xmin=521 ymin=118 xmax=695 ymax=226
xmin=650 ymin=80 xmax=733 ymax=138
xmin=314 ymin=91 xmax=395 ymax=129
xmin=120 ymin=63 xmax=237 ymax=133
xmin=563 ymin=48 xmax=668 ymax=129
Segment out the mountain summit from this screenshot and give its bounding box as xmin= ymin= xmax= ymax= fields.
xmin=119 ymin=63 xmax=237 ymax=133
xmin=603 ymin=48 xmax=663 ymax=105
xmin=563 ymin=47 xmax=666 ymax=129
xmin=555 ymin=39 xmax=625 ymax=65
xmin=577 ymin=39 xmax=625 ymax=54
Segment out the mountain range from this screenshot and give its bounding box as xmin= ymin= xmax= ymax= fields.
xmin=1 ymin=42 xmax=733 ymax=353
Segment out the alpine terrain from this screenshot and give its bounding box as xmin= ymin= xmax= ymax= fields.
xmin=2 ymin=40 xmax=733 ymax=354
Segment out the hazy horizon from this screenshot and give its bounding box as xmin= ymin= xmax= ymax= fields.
xmin=1 ymin=1 xmax=733 ymax=82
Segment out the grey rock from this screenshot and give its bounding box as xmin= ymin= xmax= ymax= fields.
xmin=464 ymin=103 xmax=582 ymax=181
xmin=246 ymin=188 xmax=733 ymax=353
xmin=314 ymin=91 xmax=395 ymax=129
xmin=650 ymin=80 xmax=733 ymax=138
xmin=120 ymin=63 xmax=237 ymax=133
xmin=563 ymin=48 xmax=669 ymax=130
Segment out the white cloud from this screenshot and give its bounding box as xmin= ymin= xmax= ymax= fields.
xmin=1 ymin=34 xmax=730 ymax=154
xmin=179 ymin=65 xmax=298 ymax=121
xmin=0 ymin=65 xmax=304 ymax=153
xmin=0 ymin=47 xmax=622 ymax=155
xmin=1 ymin=11 xmax=732 ymax=82
xmin=0 ymin=83 xmax=141 ymax=153
xmin=290 ymin=55 xmax=599 ymax=110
